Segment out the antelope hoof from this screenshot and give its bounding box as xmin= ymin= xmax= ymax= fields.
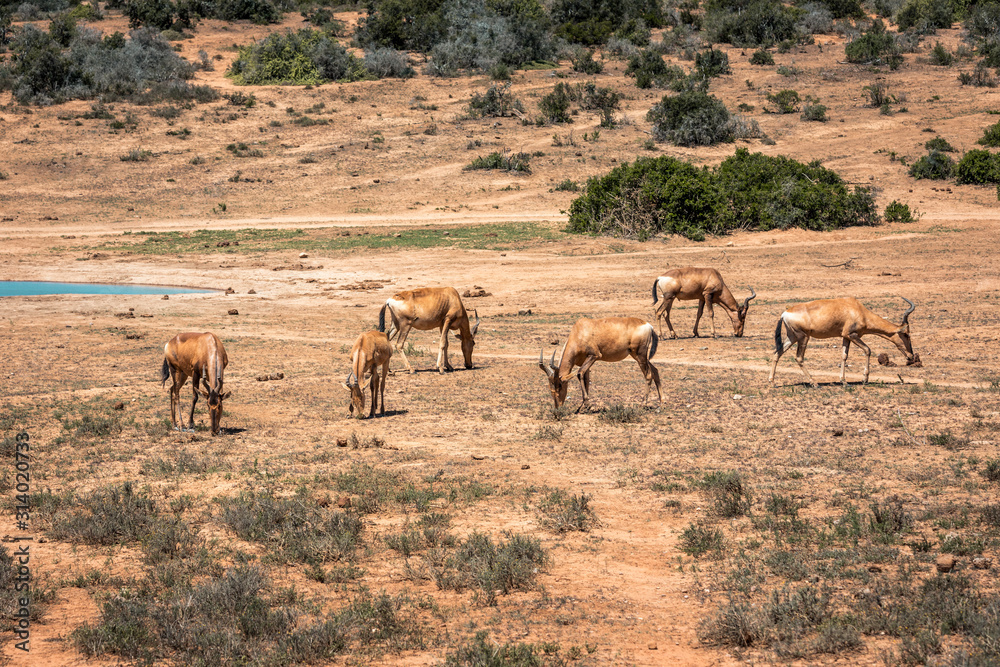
xmin=668 ymin=333 xmax=678 ymax=340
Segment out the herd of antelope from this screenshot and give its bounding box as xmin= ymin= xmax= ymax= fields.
xmin=160 ymin=267 xmax=918 ymax=433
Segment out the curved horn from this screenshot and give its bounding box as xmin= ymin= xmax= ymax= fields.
xmin=741 ymin=287 xmax=756 ymax=314
xmin=900 ymin=297 xmax=916 ymax=325
xmin=539 ymin=348 xmax=555 ymax=378
xmin=471 ymin=309 xmax=480 ymax=337
xmin=348 ymin=372 xmax=358 ymax=387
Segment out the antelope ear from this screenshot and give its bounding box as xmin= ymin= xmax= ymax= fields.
xmin=221 ymin=391 xmax=232 ymax=399
xmin=341 ymin=383 xmax=352 ymax=390
xmin=198 ymin=389 xmax=209 ymax=398
xmin=558 ymin=372 xmax=574 ymax=382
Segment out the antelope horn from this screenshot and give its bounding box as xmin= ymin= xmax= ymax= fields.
xmin=900 ymin=297 xmax=915 ymax=325
xmin=741 ymin=287 xmax=756 ymax=314
xmin=471 ymin=309 xmax=480 ymax=337
xmin=348 ymin=372 xmax=358 ymax=387
xmin=539 ymin=348 xmax=555 ymax=378
xmin=551 ymin=346 xmax=561 ymax=371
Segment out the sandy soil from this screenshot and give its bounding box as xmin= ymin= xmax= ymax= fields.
xmin=1 ymin=10 xmax=999 ymax=667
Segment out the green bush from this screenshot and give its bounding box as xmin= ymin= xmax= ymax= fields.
xmin=467 ymin=81 xmax=524 ymax=117
xmin=551 ymin=0 xmax=665 ymax=45
xmin=978 ymin=121 xmax=1000 ymax=147
xmin=3 ymin=26 xmax=195 ymax=105
xmin=884 ymin=200 xmax=916 ymax=222
xmin=426 ymin=0 xmax=554 ymax=75
xmin=227 ymin=29 xmax=369 ymax=85
xmin=538 ymin=82 xmax=572 ymax=123
xmin=124 ymin=0 xmax=175 ymax=31
xmin=750 ymin=48 xmax=774 ymax=65
xmin=566 ymin=148 xmax=878 ymax=240
xmin=571 ymin=47 xmax=603 ymax=73
xmin=929 ymin=41 xmax=953 ymax=66
xmin=844 ymin=19 xmax=902 ymax=70
xmin=706 ymin=0 xmax=799 ymax=47
xmin=647 ymin=90 xmax=732 ymax=146
xmin=895 ymin=0 xmax=954 ymax=34
xmin=924 ymin=136 xmax=955 ymax=152
xmin=695 ymin=48 xmax=731 ymax=77
xmin=48 ymin=12 xmax=78 ymax=46
xmin=355 ymin=0 xmax=447 ymax=52
xmin=907 ymin=150 xmax=954 ymax=180
xmin=766 ymin=89 xmax=800 ymax=113
xmin=465 ymin=149 xmax=531 ymax=173
xmin=625 ymin=49 xmax=685 ymax=88
xmin=956 ymin=149 xmax=1000 ymax=185
xmin=801 ymin=102 xmax=827 ymax=121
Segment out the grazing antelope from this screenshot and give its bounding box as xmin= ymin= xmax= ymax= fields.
xmin=342 ymin=331 xmax=392 ymax=419
xmin=160 ymin=332 xmax=230 ymax=435
xmin=768 ymin=297 xmax=916 ymax=387
xmin=378 ymin=287 xmax=480 ymax=374
xmin=539 ymin=317 xmax=662 ymax=411
xmin=651 ymin=267 xmax=756 ymax=339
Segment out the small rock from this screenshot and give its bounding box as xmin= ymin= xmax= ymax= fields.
xmin=394 ymin=233 xmax=402 ymax=238
xmin=336 ymin=495 xmax=352 ymax=508
xmin=225 ymin=287 xmax=235 ymax=294
xmin=471 ymin=454 xmax=486 ymax=460
xmin=112 ymin=401 xmax=125 ymax=410
xmin=833 ymin=428 xmax=844 ymax=436
xmin=228 ymin=309 xmax=239 ymax=315
xmin=162 ymin=295 xmax=169 ymax=300
xmin=648 ymin=643 xmax=658 ymax=651
xmin=521 ymin=464 xmax=530 ymax=470
xmin=732 ymin=394 xmax=743 ymax=400
xmin=907 ymin=353 xmax=923 ymax=368
xmin=868 ymin=565 xmax=882 ymax=573
xmin=299 ymin=252 xmax=308 ymax=258
xmin=972 ymin=557 xmax=992 ymax=570
xmin=248 ymin=289 xmax=256 ymax=294
xmin=518 ymin=309 xmax=532 ymax=316
xmin=269 ymin=372 xmax=284 ymax=381
xmin=336 ymin=438 xmax=348 ymax=447
xmin=936 ymin=554 xmax=957 ymax=573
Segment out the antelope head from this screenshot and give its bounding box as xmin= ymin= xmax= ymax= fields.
xmin=895 ymin=297 xmax=917 ymax=364
xmin=460 ymin=309 xmax=480 ymax=369
xmin=198 ymin=386 xmax=232 ymax=436
xmin=734 ymin=287 xmax=756 ymax=337
xmin=341 ymin=372 xmax=364 ymax=417
xmin=538 ymin=347 xmax=569 ymax=408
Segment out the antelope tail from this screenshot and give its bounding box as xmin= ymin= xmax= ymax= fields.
xmin=651 ymin=278 xmax=659 ymax=305
xmin=773 ymin=316 xmax=785 ymax=355
xmin=378 ymin=303 xmax=387 ymax=333
xmin=160 ymin=358 xmax=170 ymax=387
xmin=647 ymin=328 xmax=658 ymax=361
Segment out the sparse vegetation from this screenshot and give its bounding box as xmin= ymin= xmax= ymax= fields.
xmin=465 ymin=149 xmax=531 ymax=173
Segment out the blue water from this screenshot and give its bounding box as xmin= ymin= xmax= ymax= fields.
xmin=0 ymin=281 xmax=214 ymax=297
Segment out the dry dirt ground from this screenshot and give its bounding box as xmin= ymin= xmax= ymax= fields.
xmin=1 ymin=10 xmax=1000 ymax=667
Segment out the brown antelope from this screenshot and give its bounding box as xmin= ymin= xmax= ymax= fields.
xmin=539 ymin=317 xmax=662 ymax=411
xmin=378 ymin=287 xmax=480 ymax=374
xmin=160 ymin=332 xmax=230 ymax=435
xmin=342 ymin=330 xmax=392 ymax=419
xmin=768 ymin=297 xmax=916 ymax=387
xmin=651 ymin=267 xmax=755 ymax=339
